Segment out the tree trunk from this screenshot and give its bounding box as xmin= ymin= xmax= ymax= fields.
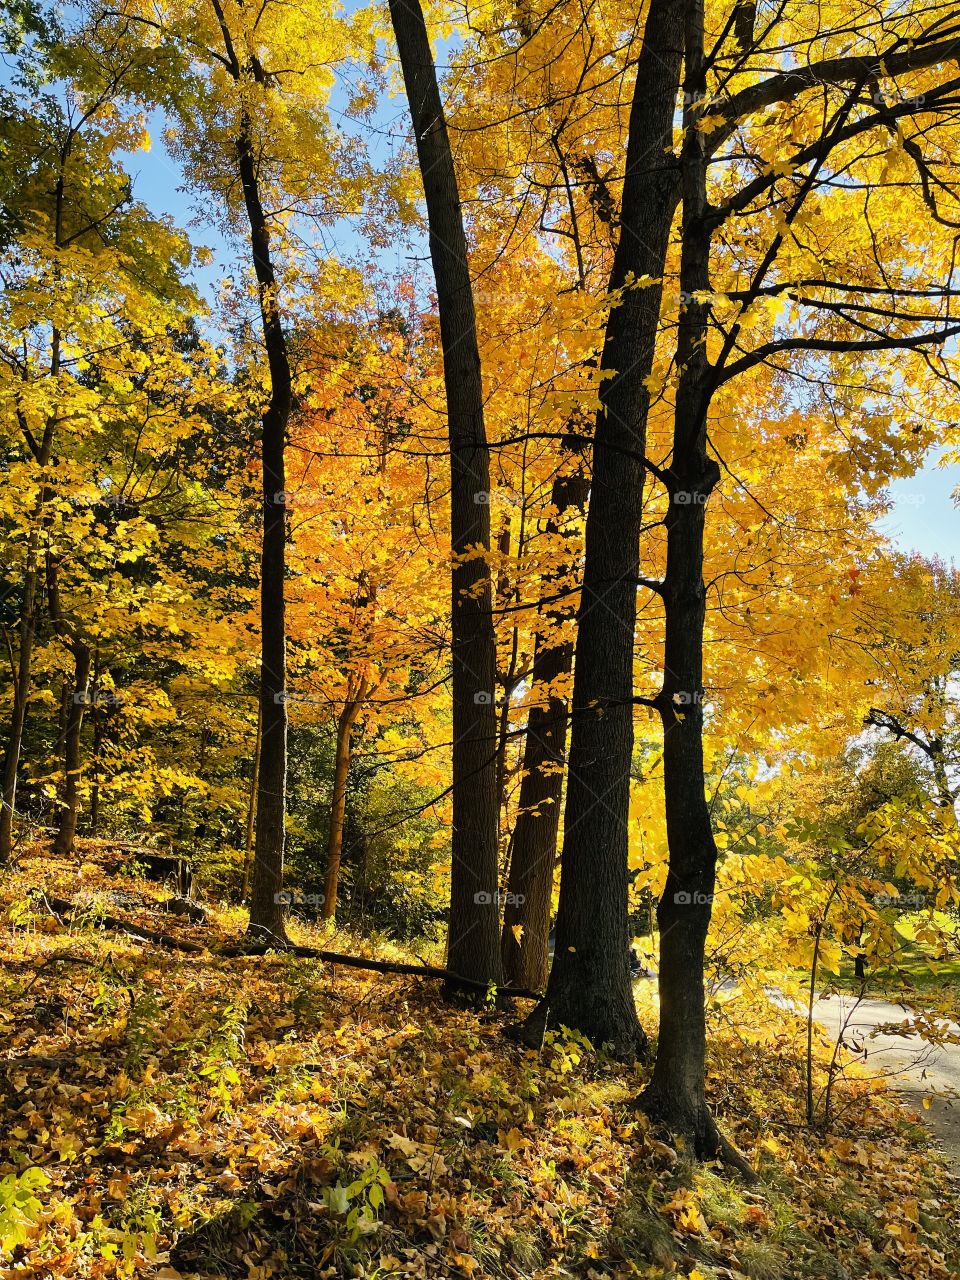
xmin=522 ymin=0 xmax=685 ymax=1057
xmin=0 ymin=542 xmax=41 ymax=864
xmin=0 ymin=152 xmax=65 ymax=865
xmin=241 ymin=699 xmax=262 ymax=903
xmin=494 ymin=522 xmax=518 ymax=823
xmin=639 ymin=0 xmax=725 ymax=1153
xmin=44 ymin=550 xmax=90 ymax=858
xmin=388 ymin=0 xmax=502 ymax=988
xmin=501 ymin=459 xmax=589 ymax=990
xmin=234 ymin=114 xmax=292 ymax=943
xmin=88 ymin=652 xmax=103 ymax=835
xmin=54 ymin=641 xmax=91 ymax=856
xmin=322 ymin=684 xmax=366 ymax=922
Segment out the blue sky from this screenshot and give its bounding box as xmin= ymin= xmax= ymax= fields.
xmin=879 ymin=456 xmax=960 ymax=563
xmin=123 ymin=111 xmax=960 ymax=572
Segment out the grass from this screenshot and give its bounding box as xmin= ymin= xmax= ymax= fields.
xmin=832 ymin=913 xmax=960 ymax=1018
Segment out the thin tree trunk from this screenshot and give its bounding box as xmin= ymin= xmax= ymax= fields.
xmin=0 ymin=145 xmax=66 ymax=866
xmin=322 ymin=679 xmax=367 ymax=922
xmin=54 ymin=640 xmax=91 ymax=856
xmin=639 ymin=0 xmax=726 ymax=1154
xmin=494 ymin=522 xmax=518 ymax=822
xmin=234 ymin=111 xmax=292 ymax=942
xmin=0 ymin=415 xmax=57 ymax=863
xmin=388 ymin=0 xmax=502 ymax=988
xmin=88 ymin=651 xmax=103 ymax=835
xmin=522 ymin=0 xmax=685 ymax=1057
xmin=44 ymin=551 xmax=92 ymax=857
xmin=241 ymin=700 xmax=262 ymax=903
xmin=0 ymin=541 xmax=41 ymax=863
xmin=205 ymin=1 xmax=292 ymax=940
xmin=501 ymin=458 xmax=589 ymax=990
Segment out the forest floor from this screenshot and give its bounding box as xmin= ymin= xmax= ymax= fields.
xmin=2 ymin=842 xmax=959 ymax=1280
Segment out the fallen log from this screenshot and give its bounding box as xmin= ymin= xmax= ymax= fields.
xmin=217 ymin=940 xmax=542 ymax=1001
xmin=2 ymin=1055 xmax=71 ymax=1070
xmin=35 ymin=893 xmax=206 ymax=953
xmin=31 ymin=894 xmax=541 ymax=997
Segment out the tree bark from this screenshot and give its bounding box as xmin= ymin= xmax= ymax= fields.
xmin=0 ymin=140 xmax=66 ymax=865
xmin=522 ymin=0 xmax=684 ymax=1057
xmin=44 ymin=551 xmax=92 ymax=857
xmin=88 ymin=651 xmax=103 ymax=835
xmin=234 ymin=114 xmax=292 ymax=942
xmin=54 ymin=641 xmax=91 ymax=856
xmin=205 ymin=1 xmax=292 ymax=940
xmin=240 ymin=699 xmax=262 ymax=903
xmin=639 ymin=0 xmax=724 ymax=1153
xmin=322 ymin=678 xmax=368 ymax=922
xmin=501 ymin=458 xmax=588 ymax=990
xmin=0 ymin=539 xmax=41 ymax=863
xmin=388 ymin=0 xmax=502 ymax=988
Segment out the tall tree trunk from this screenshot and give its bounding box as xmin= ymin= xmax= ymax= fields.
xmin=639 ymin=0 xmax=725 ymax=1154
xmin=493 ymin=522 xmax=521 ymax=825
xmin=0 ymin=540 xmax=42 ymax=864
xmin=206 ymin=4 xmax=293 ymax=939
xmin=388 ymin=0 xmax=502 ymax=988
xmin=522 ymin=0 xmax=685 ymax=1057
xmin=54 ymin=640 xmax=91 ymax=856
xmin=0 ymin=410 xmax=57 ymax=864
xmin=44 ymin=552 xmax=92 ymax=857
xmin=501 ymin=457 xmax=589 ymax=990
xmin=322 ymin=678 xmax=368 ymax=922
xmin=241 ymin=699 xmax=262 ymax=903
xmin=0 ymin=146 xmax=66 ymax=865
xmin=234 ymin=112 xmax=292 ymax=942
xmin=88 ymin=651 xmax=103 ymax=835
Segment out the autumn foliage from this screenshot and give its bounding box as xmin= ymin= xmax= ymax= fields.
xmin=2 ymin=0 xmax=960 ymax=1272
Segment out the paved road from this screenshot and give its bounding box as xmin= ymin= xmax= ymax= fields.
xmin=808 ymin=993 xmax=960 ymax=1172
xmin=638 ymin=974 xmax=960 ymax=1170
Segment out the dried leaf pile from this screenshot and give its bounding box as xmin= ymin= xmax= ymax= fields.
xmin=1 ymin=845 xmax=958 ymax=1279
